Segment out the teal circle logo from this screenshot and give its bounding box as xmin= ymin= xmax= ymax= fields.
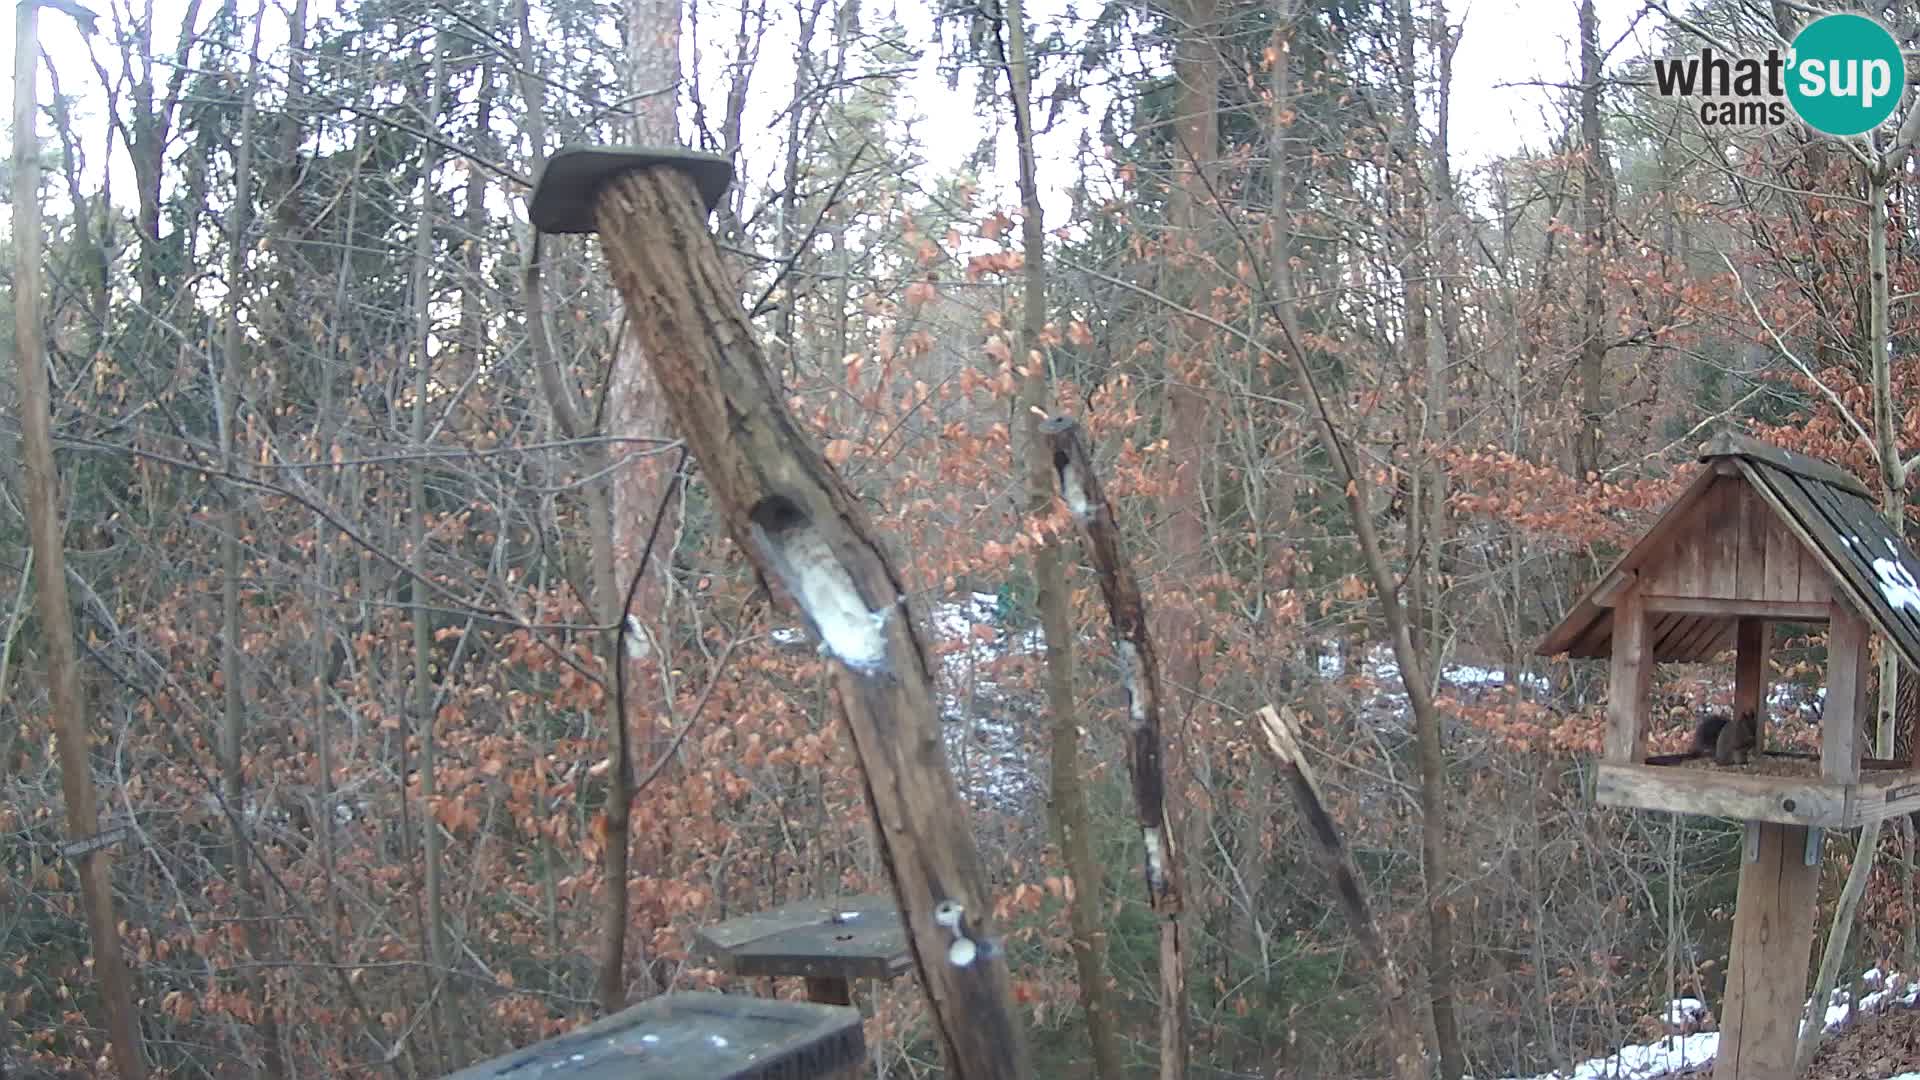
xmin=1787 ymin=13 xmax=1905 ymax=136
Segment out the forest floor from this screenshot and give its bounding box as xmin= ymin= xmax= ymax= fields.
xmin=1651 ymin=1000 xmax=1920 ymax=1078
xmin=1803 ymin=1004 xmax=1920 ymax=1080
xmin=1505 ymin=972 xmax=1920 ymax=1079
xmin=1610 ymin=976 xmax=1920 ymax=1080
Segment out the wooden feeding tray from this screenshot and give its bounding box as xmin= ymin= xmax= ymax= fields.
xmin=1597 ymin=756 xmax=1920 ymax=827
xmin=441 ymin=992 xmax=865 ymax=1080
xmin=693 ymin=895 xmax=911 ymax=1005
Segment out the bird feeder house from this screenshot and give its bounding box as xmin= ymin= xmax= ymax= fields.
xmin=1538 ymin=432 xmax=1920 ymax=1080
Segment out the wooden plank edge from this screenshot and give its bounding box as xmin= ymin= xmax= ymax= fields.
xmin=1594 ymin=763 xmax=1851 ymax=827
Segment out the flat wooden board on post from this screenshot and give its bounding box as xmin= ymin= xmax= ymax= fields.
xmin=441 ymin=992 xmax=865 ymax=1080
xmin=693 ymin=894 xmax=911 ymax=1004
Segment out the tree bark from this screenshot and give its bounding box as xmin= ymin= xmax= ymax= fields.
xmin=1268 ymin=238 xmax=1458 ymax=1080
xmin=407 ymin=31 xmax=457 ymax=1065
xmin=1798 ymin=160 xmax=1907 ymax=1076
xmin=598 ymin=0 xmax=685 ymax=1009
xmin=12 ymin=4 xmax=147 ymax=1074
xmin=1393 ymin=0 xmax=1432 ymax=660
xmin=1574 ymin=0 xmax=1612 ymax=480
xmin=1044 ymin=418 xmax=1189 ymax=1080
xmin=1412 ymin=6 xmax=1465 ymax=1073
xmin=587 ymin=162 xmax=1034 ymax=1078
xmin=218 ymin=10 xmax=284 ymax=1073
xmin=773 ymin=0 xmax=827 ymax=376
xmin=1158 ymin=5 xmax=1215 ymax=1073
xmin=997 ymin=4 xmax=1123 ymax=1075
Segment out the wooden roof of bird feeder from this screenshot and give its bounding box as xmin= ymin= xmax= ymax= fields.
xmin=1537 ymin=432 xmax=1920 ymax=828
xmin=1537 ymin=433 xmax=1920 ymax=1080
xmin=441 ymin=992 xmax=865 ymax=1080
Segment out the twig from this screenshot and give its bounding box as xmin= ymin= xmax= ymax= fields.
xmin=1720 ymin=252 xmax=1878 ymax=455
xmin=612 ymin=446 xmax=691 ymax=788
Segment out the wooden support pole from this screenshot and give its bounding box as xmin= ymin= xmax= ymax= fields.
xmin=1734 ymin=617 xmax=1767 ymax=756
xmin=1605 ymin=588 xmax=1653 ymax=763
xmin=1714 ymin=822 xmax=1819 ymax=1080
xmin=805 ymin=977 xmax=853 ymax=1006
xmin=1722 ymin=611 xmax=1856 ymax=1080
xmin=1256 ymin=707 xmax=1427 ymax=1080
xmin=540 ymin=153 xmax=1030 ymax=1078
xmin=1827 ymin=608 xmax=1870 ymax=783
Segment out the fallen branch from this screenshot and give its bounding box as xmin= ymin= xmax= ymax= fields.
xmin=1256 ymin=705 xmax=1427 ymax=1080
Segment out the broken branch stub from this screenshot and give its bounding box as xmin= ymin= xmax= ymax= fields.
xmin=1043 ymin=415 xmax=1190 ymax=1078
xmin=561 ymin=154 xmax=1031 ymax=1079
xmin=1041 ymin=416 xmax=1183 ymax=914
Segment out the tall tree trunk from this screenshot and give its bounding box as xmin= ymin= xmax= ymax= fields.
xmin=1574 ymin=0 xmax=1612 ymax=480
xmin=1393 ymin=0 xmax=1432 ymax=659
xmin=407 ymin=32 xmax=457 ymax=1066
xmin=595 ymin=0 xmax=685 ymax=1009
xmin=11 ymin=6 xmax=147 ymax=1074
xmin=459 ymin=64 xmax=495 ymax=433
xmin=774 ymin=0 xmax=827 ymax=375
xmin=1426 ymin=0 xmax=1458 ymax=656
xmin=1266 ymin=0 xmax=1299 ymax=604
xmin=218 ymin=10 xmax=284 ymax=1074
xmin=1269 ymin=241 xmax=1446 ymax=1080
xmin=1389 ymin=1 xmax=1466 ymax=1075
xmin=1798 ymin=157 xmax=1909 ymax=1076
xmin=998 ymin=4 xmax=1123 ymax=1076
xmin=515 ymin=0 xmax=647 ymax=1009
xmin=1157 ymin=3 xmax=1216 ymax=1076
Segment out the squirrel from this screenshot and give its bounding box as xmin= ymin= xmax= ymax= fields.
xmin=1688 ymin=709 xmax=1758 ymax=765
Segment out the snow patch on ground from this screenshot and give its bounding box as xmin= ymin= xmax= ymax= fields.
xmin=1663 ymin=998 xmax=1707 ymax=1027
xmin=928 ymin=593 xmax=1043 ymax=813
xmin=1334 ymin=644 xmax=1551 ymax=734
xmin=1497 ymin=972 xmax=1920 ymax=1080
xmin=1496 ymin=1030 xmax=1721 ymax=1080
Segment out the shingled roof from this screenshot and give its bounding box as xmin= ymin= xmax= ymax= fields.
xmin=1536 ymin=432 xmax=1920 ymax=673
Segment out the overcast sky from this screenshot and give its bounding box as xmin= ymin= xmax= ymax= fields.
xmin=7 ymin=0 xmax=1652 ymax=233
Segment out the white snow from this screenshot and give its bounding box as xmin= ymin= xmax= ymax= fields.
xmin=1498 ymin=971 xmax=1920 ymax=1080
xmin=1663 ymin=998 xmax=1706 ymax=1027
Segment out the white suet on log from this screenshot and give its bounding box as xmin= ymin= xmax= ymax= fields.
xmin=1057 ymin=458 xmax=1091 ymax=519
xmin=1118 ymin=640 xmax=1148 ymax=724
xmin=750 ymin=495 xmax=890 ymax=672
xmin=1143 ymin=826 xmax=1167 ymax=891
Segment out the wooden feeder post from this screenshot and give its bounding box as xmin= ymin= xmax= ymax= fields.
xmin=528 ymin=147 xmax=1031 ymax=1078
xmin=1538 ymin=434 xmax=1920 ymax=1080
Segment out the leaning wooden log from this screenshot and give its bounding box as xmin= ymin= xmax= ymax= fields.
xmin=1256 ymin=705 xmax=1426 ymax=1080
xmin=529 ymin=147 xmax=1032 ymax=1079
xmin=1040 ymin=414 xmax=1189 ymax=1078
